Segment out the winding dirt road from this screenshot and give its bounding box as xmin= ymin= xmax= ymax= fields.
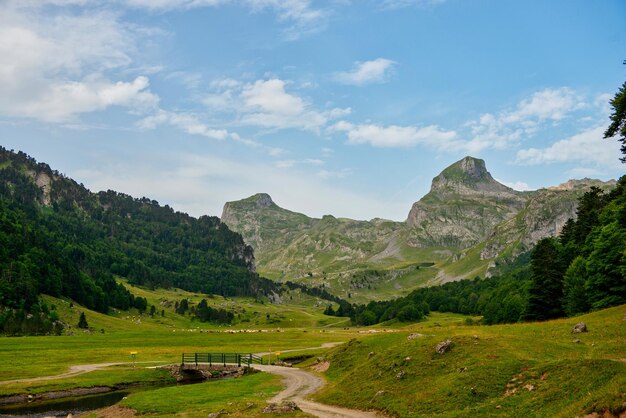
xmin=0 ymin=343 xmax=381 ymax=417
xmin=253 ymin=364 xmax=381 ymax=418
xmin=0 ymin=362 xmax=165 ymax=386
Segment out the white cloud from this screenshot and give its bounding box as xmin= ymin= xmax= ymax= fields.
xmin=204 ymin=78 xmax=350 ymax=132
xmin=332 ymin=121 xmax=457 ymax=149
xmin=138 ymin=109 xmax=229 ymax=140
xmin=317 ymin=168 xmax=351 ymax=179
xmin=274 ymin=158 xmax=323 ymax=169
xmin=121 ymin=0 xmax=325 ymax=39
xmin=0 ymin=3 xmax=159 ymax=122
xmin=516 ymin=126 xmax=622 ymax=169
xmin=465 ymin=87 xmax=587 ymax=151
xmin=242 ymin=79 xmax=306 ymax=115
xmin=334 ymin=58 xmax=397 ymax=85
xmin=496 ymin=179 xmax=531 ymax=191
xmin=379 ymin=0 xmax=446 ymax=10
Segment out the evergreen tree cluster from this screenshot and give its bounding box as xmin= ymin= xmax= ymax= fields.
xmin=526 ymin=179 xmax=626 ymax=320
xmin=0 ymin=147 xmax=279 ymax=330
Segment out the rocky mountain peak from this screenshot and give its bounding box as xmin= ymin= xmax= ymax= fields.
xmin=430 ymin=156 xmax=504 ymax=193
xmin=250 ymin=193 xmax=275 ymax=209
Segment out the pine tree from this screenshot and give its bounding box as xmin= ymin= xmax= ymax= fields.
xmin=523 ymin=238 xmax=564 ymax=321
xmin=562 ymin=256 xmax=590 ymax=316
xmin=78 ymin=312 xmax=89 ymax=329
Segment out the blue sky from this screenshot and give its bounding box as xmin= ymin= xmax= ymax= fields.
xmin=1 ymin=0 xmax=625 ymax=221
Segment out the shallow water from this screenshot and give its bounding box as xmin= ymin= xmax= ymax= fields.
xmin=0 ymin=390 xmax=129 ymax=417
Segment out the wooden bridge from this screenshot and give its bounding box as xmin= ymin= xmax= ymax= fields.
xmin=181 ymin=353 xmax=264 ymax=367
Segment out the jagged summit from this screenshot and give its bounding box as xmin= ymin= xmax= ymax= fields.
xmin=248 ymin=193 xmax=275 ymax=209
xmin=429 ymin=156 xmax=513 ymax=194
xmin=405 ymin=156 xmax=526 ymax=242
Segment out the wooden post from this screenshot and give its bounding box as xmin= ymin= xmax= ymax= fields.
xmin=222 ymin=353 xmax=225 ymax=366
xmin=195 ymin=353 xmax=198 ymax=367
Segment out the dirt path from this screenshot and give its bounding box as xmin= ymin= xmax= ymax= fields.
xmin=254 ymin=342 xmax=342 ymax=357
xmin=252 ymin=364 xmax=381 ymax=418
xmin=0 ymin=362 xmax=165 ymax=386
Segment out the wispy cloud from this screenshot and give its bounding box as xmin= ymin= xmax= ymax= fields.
xmin=121 ymin=0 xmax=327 ymax=39
xmin=334 ymin=58 xmax=397 ymax=85
xmin=379 ymin=0 xmax=446 ymax=11
xmin=464 ymin=87 xmax=587 ymax=152
xmin=331 ymin=121 xmax=457 ymax=149
xmin=138 ymin=109 xmax=229 ymax=140
xmin=516 ymin=125 xmax=622 ymax=169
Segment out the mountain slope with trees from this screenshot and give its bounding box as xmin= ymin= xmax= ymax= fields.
xmin=0 ymin=147 xmax=278 ymax=333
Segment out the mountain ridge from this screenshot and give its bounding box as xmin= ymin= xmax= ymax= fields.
xmin=221 ymin=156 xmax=616 ymax=302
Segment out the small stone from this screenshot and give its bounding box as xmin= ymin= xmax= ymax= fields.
xmin=435 ymin=339 xmax=453 ymax=354
xmin=572 ymin=339 xmax=581 ymax=344
xmin=572 ymin=323 xmax=588 ymax=333
xmin=396 ymin=370 xmax=406 ymax=380
xmin=407 ymin=333 xmax=424 ymax=340
xmin=458 ymin=367 xmax=468 ymax=373
xmin=262 ymin=401 xmax=300 ymax=413
xmin=496 ymin=405 xmax=502 ymax=409
xmin=523 ymin=384 xmax=535 ymax=391
xmin=368 ymin=351 xmax=375 ymax=359
xmin=207 ymin=414 xmax=221 ymax=418
xmin=370 ymin=390 xmax=385 ymax=402
xmin=472 ymin=335 xmax=479 ymax=339
xmin=404 ymin=356 xmax=411 ymax=362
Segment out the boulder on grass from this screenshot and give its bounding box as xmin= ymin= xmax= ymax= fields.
xmin=435 ymin=339 xmax=453 ymax=354
xmin=572 ymin=323 xmax=587 ymax=333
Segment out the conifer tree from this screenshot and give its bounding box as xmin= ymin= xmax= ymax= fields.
xmin=78 ymin=312 xmax=89 ymax=329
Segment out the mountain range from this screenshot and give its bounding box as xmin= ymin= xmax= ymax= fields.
xmin=222 ymin=156 xmax=615 ymax=302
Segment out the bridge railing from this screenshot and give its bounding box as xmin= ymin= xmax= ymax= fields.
xmin=181 ymin=353 xmax=263 ymax=367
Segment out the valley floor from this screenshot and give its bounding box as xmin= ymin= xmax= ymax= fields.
xmin=0 ymin=301 xmax=624 ymax=417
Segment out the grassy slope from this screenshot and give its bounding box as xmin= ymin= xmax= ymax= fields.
xmin=116 ymin=372 xmax=308 ymax=418
xmin=0 ymin=289 xmax=357 ymax=398
xmin=313 ymin=305 xmax=626 ymax=417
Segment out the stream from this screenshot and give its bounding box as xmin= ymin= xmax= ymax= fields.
xmin=0 ymin=389 xmax=130 ymax=417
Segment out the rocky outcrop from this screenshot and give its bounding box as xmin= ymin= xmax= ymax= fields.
xmin=406 ymin=156 xmax=526 ymax=249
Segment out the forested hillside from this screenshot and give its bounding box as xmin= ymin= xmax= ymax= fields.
xmin=0 ymin=147 xmax=278 ymax=333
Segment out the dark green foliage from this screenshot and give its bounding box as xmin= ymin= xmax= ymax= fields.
xmin=194 ymin=299 xmax=233 ymax=324
xmin=323 ymin=304 xmax=335 ymax=316
xmin=134 ymin=297 xmax=148 ymax=314
xmin=78 ymin=311 xmax=89 ymax=329
xmin=604 ymin=78 xmax=626 ymax=162
xmin=562 ymin=256 xmax=590 ymax=316
xmin=284 ymin=281 xmax=348 ymax=305
xmin=523 ymin=238 xmax=565 ymax=321
xmin=0 ymin=147 xmax=280 ymax=333
xmin=176 ymin=298 xmax=189 ymax=315
xmin=0 ymin=302 xmax=63 ymax=335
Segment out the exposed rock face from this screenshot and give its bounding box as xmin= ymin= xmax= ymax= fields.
xmin=220 ymin=156 xmax=616 ymax=299
xmin=406 ymin=156 xmax=526 ymax=248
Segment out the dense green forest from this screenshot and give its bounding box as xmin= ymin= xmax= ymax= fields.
xmin=0 ymin=147 xmax=279 ymax=334
xmin=339 ymin=177 xmax=626 ymax=326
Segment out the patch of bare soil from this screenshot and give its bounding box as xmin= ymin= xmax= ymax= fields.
xmin=84 ymin=405 xmax=137 ymax=417
xmin=310 ymin=361 xmax=330 ymax=373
